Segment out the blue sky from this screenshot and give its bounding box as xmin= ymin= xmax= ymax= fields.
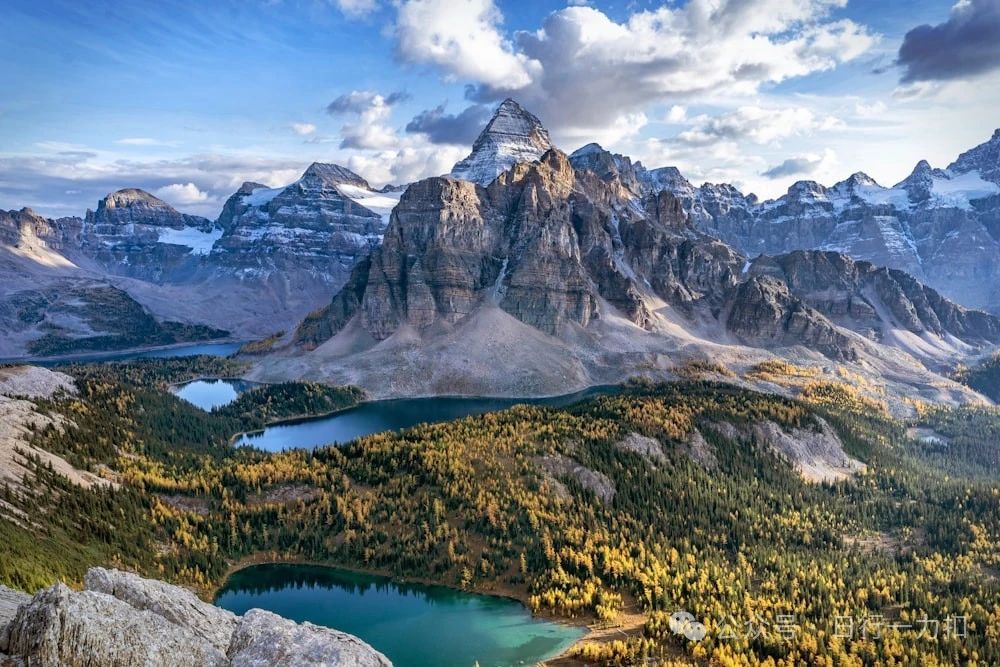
xmin=2 ymin=0 xmax=999 ymax=218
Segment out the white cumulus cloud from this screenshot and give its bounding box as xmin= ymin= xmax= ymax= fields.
xmin=395 ymin=0 xmax=536 ymax=91
xmin=677 ymin=106 xmax=843 ymax=146
xmin=327 ymin=90 xmax=409 ymax=150
xmin=290 ymin=122 xmax=317 ymax=136
xmin=154 ymin=182 xmax=210 ymax=205
xmin=392 ymin=0 xmax=876 ymax=146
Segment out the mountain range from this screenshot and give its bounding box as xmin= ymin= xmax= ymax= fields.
xmin=3 ymin=99 xmax=1000 ymax=410
xmin=0 ymin=164 xmax=400 ymax=358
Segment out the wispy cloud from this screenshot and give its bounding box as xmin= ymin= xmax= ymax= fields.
xmin=290 ymin=123 xmax=317 ymax=136
xmin=115 ymin=137 xmax=175 ymax=147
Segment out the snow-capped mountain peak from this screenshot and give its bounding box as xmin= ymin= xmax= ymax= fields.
xmin=948 ymin=127 xmax=1000 ymax=184
xmin=450 ymin=98 xmax=552 ymax=186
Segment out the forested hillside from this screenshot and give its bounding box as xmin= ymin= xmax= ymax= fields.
xmin=1 ymin=359 xmax=998 ymax=666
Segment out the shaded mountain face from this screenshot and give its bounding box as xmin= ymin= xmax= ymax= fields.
xmin=616 ymin=130 xmax=1000 ymax=313
xmin=450 ymin=99 xmax=552 ymax=185
xmin=748 ymin=251 xmax=1000 ymax=361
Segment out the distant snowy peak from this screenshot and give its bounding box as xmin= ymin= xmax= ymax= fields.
xmin=299 ymin=162 xmax=371 ymax=189
xmin=210 ymin=161 xmax=401 ymax=284
xmin=220 ymin=163 xmax=399 ymax=226
xmin=450 ymin=98 xmax=552 ymax=185
xmin=762 ymin=158 xmax=999 ymax=215
xmin=948 ymin=127 xmax=1000 ymax=185
xmin=88 ymin=188 xmax=212 ymax=230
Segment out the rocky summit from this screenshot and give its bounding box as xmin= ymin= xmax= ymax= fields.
xmin=450 ymin=98 xmax=552 ymax=186
xmin=0 ymin=567 xmax=392 ymax=666
xmin=211 ymin=162 xmax=398 ymax=286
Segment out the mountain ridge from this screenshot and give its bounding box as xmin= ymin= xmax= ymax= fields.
xmin=255 ymin=105 xmax=1000 ymax=407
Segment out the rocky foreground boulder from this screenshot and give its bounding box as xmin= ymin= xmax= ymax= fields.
xmin=0 ymin=568 xmax=391 ymax=667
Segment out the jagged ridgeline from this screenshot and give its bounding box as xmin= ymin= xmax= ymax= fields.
xmin=268 ymin=100 xmax=1000 ymax=405
xmin=1 ymin=360 xmax=998 ymax=666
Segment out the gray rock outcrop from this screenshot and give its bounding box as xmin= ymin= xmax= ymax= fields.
xmin=84 ymin=567 xmax=237 ymax=654
xmin=0 ymin=569 xmax=391 ymax=667
xmin=229 ymin=609 xmax=392 ymax=667
xmin=2 ymin=582 xmax=229 ymax=666
xmin=537 ymin=454 xmax=616 ymax=504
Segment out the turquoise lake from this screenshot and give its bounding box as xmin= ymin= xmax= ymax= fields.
xmin=215 ymin=564 xmax=584 ymax=667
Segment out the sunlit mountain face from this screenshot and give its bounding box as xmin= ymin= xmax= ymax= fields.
xmin=1 ymin=2 xmax=999 ymax=667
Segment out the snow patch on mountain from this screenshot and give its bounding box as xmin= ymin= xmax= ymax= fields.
xmin=335 ymin=184 xmax=404 ymax=223
xmin=928 ymin=170 xmax=999 ymax=209
xmin=243 ymin=186 xmax=284 ymax=208
xmin=157 ymin=226 xmax=223 ymax=255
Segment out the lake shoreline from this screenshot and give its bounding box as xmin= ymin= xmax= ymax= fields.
xmin=0 ymin=338 xmax=246 ymax=366
xmin=212 ymin=554 xmax=602 ymax=665
xmin=227 ymin=385 xmax=623 ymax=450
xmin=168 ymin=375 xmax=261 ymax=393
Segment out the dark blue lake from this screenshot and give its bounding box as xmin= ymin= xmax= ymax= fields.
xmin=234 ymin=385 xmax=617 ymax=451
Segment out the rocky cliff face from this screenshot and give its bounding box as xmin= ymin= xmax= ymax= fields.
xmin=0 ymin=568 xmax=391 ymax=667
xmin=748 ymin=251 xmax=1000 ymax=361
xmin=297 ymin=148 xmax=751 ymax=347
xmin=450 ymin=99 xmax=552 ymax=185
xmin=638 ymin=130 xmax=1000 ymax=313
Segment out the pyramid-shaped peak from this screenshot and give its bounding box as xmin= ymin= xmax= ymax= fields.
xmin=478 ymin=99 xmax=550 ymax=145
xmin=301 ymin=163 xmax=370 ymax=188
xmin=847 ymin=171 xmax=879 ymax=187
xmin=450 ymin=99 xmax=553 ymax=186
xmin=570 ymin=143 xmax=606 ymax=159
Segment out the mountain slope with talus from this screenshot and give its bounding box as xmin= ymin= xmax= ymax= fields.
xmin=250 ymin=103 xmax=1000 ymax=408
